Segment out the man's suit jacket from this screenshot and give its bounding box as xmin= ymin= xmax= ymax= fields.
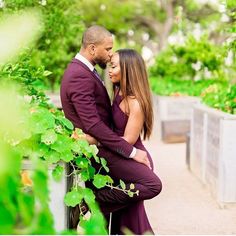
xmin=60 ymin=58 xmax=133 ymax=158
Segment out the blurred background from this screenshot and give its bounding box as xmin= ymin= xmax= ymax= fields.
xmin=0 ymin=0 xmax=236 ymax=234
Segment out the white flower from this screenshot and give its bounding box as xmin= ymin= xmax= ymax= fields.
xmin=128 ymin=40 xmax=135 ymax=46
xmin=0 ymin=0 xmax=5 ymax=8
xmin=171 ymin=56 xmax=178 ymax=63
xmin=141 ymin=46 xmax=153 ymax=61
xmin=225 ymin=50 xmax=234 ymax=66
xmin=39 ymin=0 xmax=47 ymax=6
xmin=221 ymin=13 xmax=230 ymax=22
xmin=204 ymin=67 xmax=212 ymax=79
xmin=127 ymin=30 xmax=134 ymax=36
xmin=192 ymin=24 xmax=202 ymax=41
xmin=218 ymin=3 xmax=226 ymax=13
xmin=142 ymin=33 xmax=149 ymax=41
xmin=100 ymin=4 xmax=106 ymax=11
xmin=193 ymin=74 xmax=201 ymax=81
xmin=191 ymin=61 xmax=202 ymax=71
xmin=168 ymin=31 xmax=185 ymax=46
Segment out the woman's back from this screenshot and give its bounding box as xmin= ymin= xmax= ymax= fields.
xmin=112 ymin=93 xmax=147 ymax=152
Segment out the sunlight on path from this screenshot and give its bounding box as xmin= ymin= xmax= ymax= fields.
xmin=144 ymin=137 xmax=236 ymax=235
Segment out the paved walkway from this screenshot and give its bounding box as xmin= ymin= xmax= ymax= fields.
xmin=144 ymin=135 xmax=236 ymax=235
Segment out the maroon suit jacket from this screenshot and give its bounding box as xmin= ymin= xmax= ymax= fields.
xmin=60 ymin=58 xmax=133 ymax=158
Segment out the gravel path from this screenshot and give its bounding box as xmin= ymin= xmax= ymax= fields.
xmin=144 ymin=137 xmax=236 ymax=235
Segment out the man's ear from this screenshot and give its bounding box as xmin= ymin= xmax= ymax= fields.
xmin=88 ymin=44 xmax=96 ymax=55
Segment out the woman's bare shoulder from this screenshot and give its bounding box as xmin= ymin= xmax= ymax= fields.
xmin=127 ymin=96 xmax=141 ymax=112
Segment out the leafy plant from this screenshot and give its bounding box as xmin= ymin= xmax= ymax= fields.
xmin=201 ymin=83 xmax=236 ymax=114
xmin=150 ymin=35 xmax=227 ymax=81
xmin=0 ymin=53 xmax=138 ymax=234
xmin=3 ymin=0 xmax=84 ymax=91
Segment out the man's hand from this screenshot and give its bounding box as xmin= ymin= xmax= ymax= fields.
xmin=133 ymin=149 xmax=151 ymax=169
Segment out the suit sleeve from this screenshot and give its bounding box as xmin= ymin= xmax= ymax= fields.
xmin=69 ymin=76 xmax=133 ymax=158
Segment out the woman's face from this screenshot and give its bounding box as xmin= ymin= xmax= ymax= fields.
xmin=108 ymin=53 xmax=121 ymax=84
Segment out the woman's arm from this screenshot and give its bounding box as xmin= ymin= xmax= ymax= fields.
xmin=122 ymin=97 xmax=144 ymax=145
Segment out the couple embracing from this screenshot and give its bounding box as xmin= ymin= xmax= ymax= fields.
xmin=60 ymin=25 xmax=162 ymax=235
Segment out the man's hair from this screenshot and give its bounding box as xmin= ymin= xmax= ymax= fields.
xmin=82 ymin=25 xmax=112 ymax=48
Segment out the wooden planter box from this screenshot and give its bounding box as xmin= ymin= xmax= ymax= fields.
xmin=155 ymin=95 xmax=200 ymax=143
xmin=190 ymin=105 xmax=208 ymax=183
xmin=190 ymin=104 xmax=236 ymax=203
xmin=21 ymin=161 xmax=68 ymax=231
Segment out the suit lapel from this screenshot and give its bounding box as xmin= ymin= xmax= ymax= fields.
xmin=72 ymin=58 xmax=109 ymax=97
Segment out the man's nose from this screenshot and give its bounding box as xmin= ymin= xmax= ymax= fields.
xmin=108 ymin=51 xmax=113 ymax=58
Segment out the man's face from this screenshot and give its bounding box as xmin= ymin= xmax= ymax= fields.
xmin=94 ymin=36 xmax=113 ymax=69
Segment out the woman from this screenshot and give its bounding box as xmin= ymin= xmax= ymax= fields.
xmin=85 ymin=48 xmax=161 ymax=234
xmin=106 ymin=48 xmax=158 ymax=234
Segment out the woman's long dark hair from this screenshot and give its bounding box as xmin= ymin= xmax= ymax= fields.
xmin=115 ymin=49 xmax=153 ymax=140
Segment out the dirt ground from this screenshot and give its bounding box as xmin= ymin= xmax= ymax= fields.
xmin=144 ymin=136 xmax=236 ymax=235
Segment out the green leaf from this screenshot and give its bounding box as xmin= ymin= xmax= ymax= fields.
xmin=93 ymin=174 xmax=108 ymax=189
xmin=120 ymin=180 xmax=126 ymax=190
xmin=44 ymin=150 xmax=60 ymax=164
xmin=71 ymin=142 xmax=82 ymax=153
xmin=52 ymin=164 xmax=64 ymax=182
xmin=41 ymin=129 xmax=57 ymax=145
xmin=43 ymin=70 xmax=52 ymax=77
xmin=100 ymin=157 xmax=109 ymax=172
xmin=57 ymin=117 xmax=74 ymax=130
xmin=79 ymin=212 xmax=107 ymax=235
xmin=89 ymin=144 xmax=99 ymax=156
xmin=128 ymin=191 xmax=134 ymax=197
xmin=51 ymin=134 xmax=72 ymax=153
xmin=106 ymin=175 xmax=113 ymax=184
xmin=30 ymin=109 xmax=55 ymax=134
xmin=75 ymin=157 xmax=89 ymax=169
xmin=83 ymin=188 xmax=95 ymax=204
xmin=80 ymin=170 xmax=89 ymax=181
xmin=64 ymin=189 xmax=83 ymax=207
xmin=60 ymin=151 xmax=74 ymax=162
xmin=88 ymin=166 xmax=95 ymax=179
xmin=32 ymin=169 xmax=49 ymax=206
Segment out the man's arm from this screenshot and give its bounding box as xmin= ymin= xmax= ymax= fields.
xmin=69 ymin=75 xmax=134 ymax=158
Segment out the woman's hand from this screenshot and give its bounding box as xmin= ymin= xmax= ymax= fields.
xmin=71 ymin=129 xmax=98 ymax=145
xmin=85 ymin=134 xmax=98 ymax=145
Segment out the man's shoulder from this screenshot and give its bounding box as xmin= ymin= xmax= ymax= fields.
xmin=68 ymin=58 xmax=91 ymax=73
xmin=64 ymin=58 xmax=93 ymax=79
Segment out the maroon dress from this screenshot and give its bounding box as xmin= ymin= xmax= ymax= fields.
xmin=110 ymin=93 xmax=155 ymax=235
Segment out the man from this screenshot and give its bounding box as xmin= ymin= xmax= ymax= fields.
xmin=60 ymin=25 xmax=161 ymax=230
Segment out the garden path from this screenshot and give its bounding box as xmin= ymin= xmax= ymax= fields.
xmin=144 ymin=132 xmax=236 ymax=235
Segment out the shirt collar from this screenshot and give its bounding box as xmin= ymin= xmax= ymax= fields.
xmin=75 ymin=53 xmax=94 ymax=72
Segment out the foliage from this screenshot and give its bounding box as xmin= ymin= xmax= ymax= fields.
xmin=149 ymin=31 xmax=236 ymax=114
xmin=149 ymin=77 xmax=227 ymax=97
xmin=0 ymin=52 xmax=138 ymax=234
xmin=2 ymin=0 xmax=84 ymax=91
xmin=201 ymin=82 xmax=236 ymax=114
xmin=77 ymin=0 xmax=222 ymax=53
xmin=150 ymin=35 xmax=228 ymax=81
xmin=77 ymin=0 xmax=159 ymax=51
xmin=0 ymin=86 xmax=55 ymax=234
xmin=225 ymin=0 xmax=236 ymax=52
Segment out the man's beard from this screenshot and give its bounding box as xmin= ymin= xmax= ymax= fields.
xmin=94 ymin=57 xmax=107 ymax=69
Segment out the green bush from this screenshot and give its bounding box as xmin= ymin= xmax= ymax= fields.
xmin=150 ymin=35 xmax=227 ymax=81
xmin=3 ymin=0 xmax=84 ymax=91
xmin=149 ymin=34 xmax=236 ymax=114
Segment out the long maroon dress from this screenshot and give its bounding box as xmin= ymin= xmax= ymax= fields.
xmin=110 ymin=93 xmax=155 ymax=235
